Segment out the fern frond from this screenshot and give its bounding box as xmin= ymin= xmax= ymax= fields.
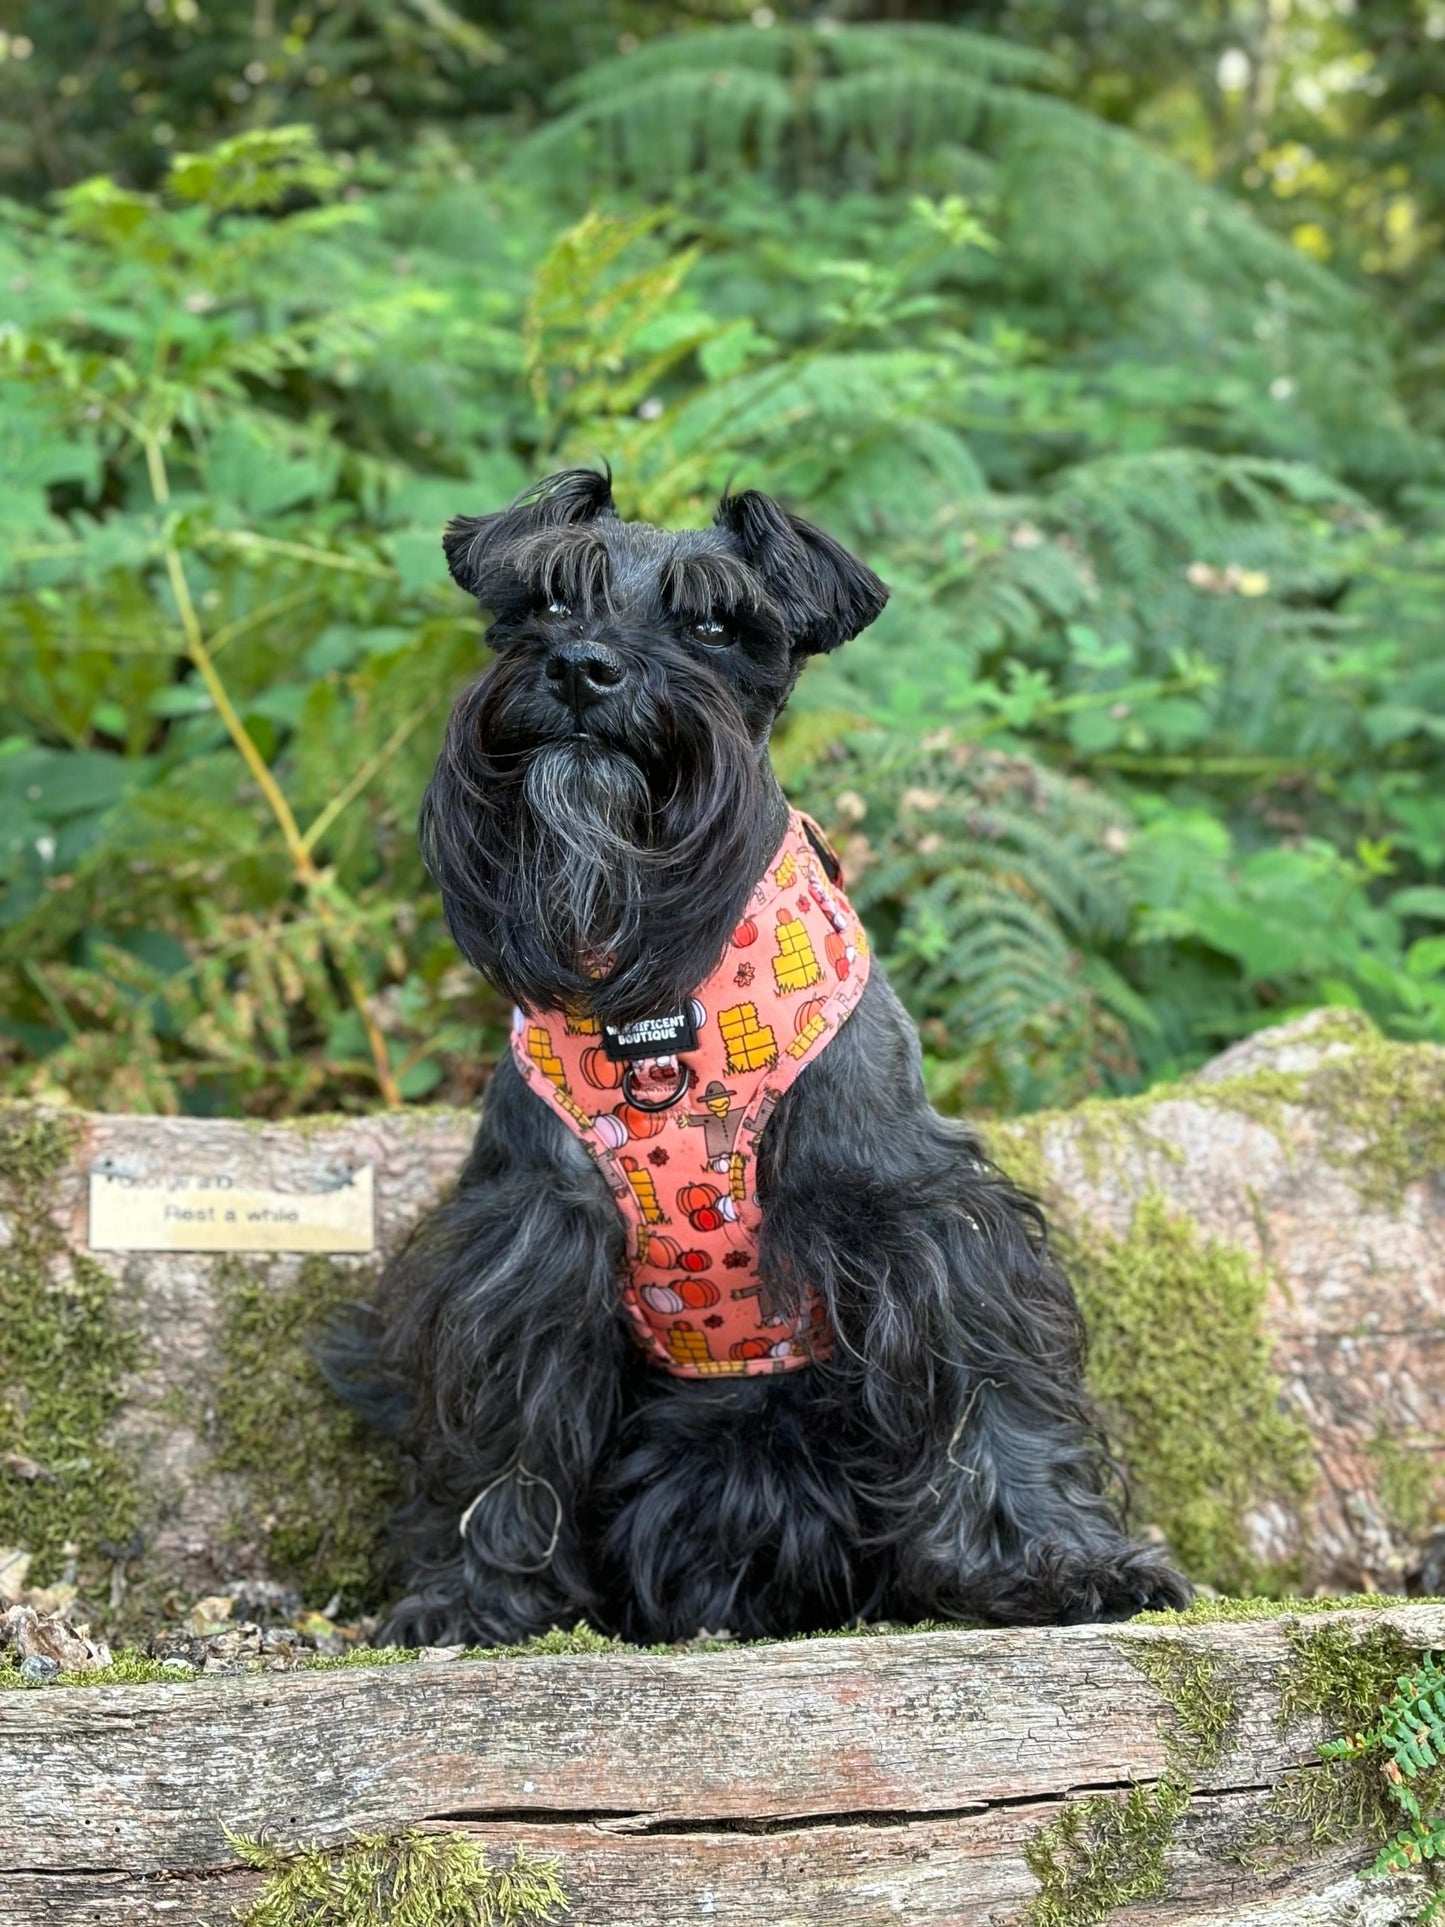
xmin=812 ymin=71 xmax=990 ymax=184
xmin=520 ymin=22 xmax=1369 ymax=337
xmin=824 ymin=24 xmax=1062 ymax=85
xmin=794 ymin=729 xmax=1138 ymax=1111
xmin=527 ymin=68 xmax=794 ymax=193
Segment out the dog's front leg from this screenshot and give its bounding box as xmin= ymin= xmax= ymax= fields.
xmin=337 ymin=1054 xmax=631 ymax=1646
xmin=759 ymin=974 xmax=1191 ymax=1626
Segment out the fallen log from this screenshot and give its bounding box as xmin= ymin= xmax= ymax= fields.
xmin=989 ymin=1006 xmax=1445 ymax=1596
xmin=0 ymin=1007 xmax=1439 ymax=1625
xmin=2 ymin=1602 xmax=1441 ymax=1924
xmin=2 ymin=1012 xmax=1444 ymax=1923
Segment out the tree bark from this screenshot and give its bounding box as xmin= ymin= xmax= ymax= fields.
xmin=0 ymin=1009 xmax=1441 ymax=1621
xmin=1 ymin=1605 xmax=1440 ymax=1924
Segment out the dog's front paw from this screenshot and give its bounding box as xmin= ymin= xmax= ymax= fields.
xmin=1073 ymin=1543 xmax=1193 ymax=1623
xmin=981 ymin=1541 xmax=1192 ymax=1626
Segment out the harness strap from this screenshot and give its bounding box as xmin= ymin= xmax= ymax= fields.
xmin=510 ymin=811 xmax=871 ymax=1377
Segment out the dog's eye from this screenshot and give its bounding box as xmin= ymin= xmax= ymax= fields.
xmin=688 ymin=617 xmax=732 ymax=647
xmin=545 ymin=600 xmax=571 ymax=619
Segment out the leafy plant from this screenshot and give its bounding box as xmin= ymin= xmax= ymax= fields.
xmin=0 ymin=0 xmax=505 ymax=201
xmin=1321 ymin=1654 xmax=1445 ymax=1921
xmin=0 ymin=125 xmax=524 ymax=1113
xmin=794 ymin=729 xmax=1144 ymax=1114
xmin=2 ymin=22 xmax=1444 ymax=1119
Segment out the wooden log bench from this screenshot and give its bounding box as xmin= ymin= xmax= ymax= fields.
xmin=2 ymin=1007 xmax=1442 ymax=1923
xmin=2 ymin=1603 xmax=1442 ymax=1925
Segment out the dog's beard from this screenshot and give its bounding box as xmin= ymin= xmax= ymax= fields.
xmin=516 ymin=741 xmax=652 ymax=983
xmin=421 ymin=655 xmax=777 ymax=1025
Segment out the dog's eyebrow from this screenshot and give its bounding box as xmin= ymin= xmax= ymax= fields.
xmin=659 ymin=550 xmax=764 ymax=618
xmin=507 ymin=527 xmax=614 ymax=609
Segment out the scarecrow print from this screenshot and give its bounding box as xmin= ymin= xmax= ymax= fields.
xmin=510 ymin=813 xmax=870 ymax=1377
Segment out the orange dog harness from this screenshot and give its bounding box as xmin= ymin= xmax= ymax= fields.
xmin=511 ymin=811 xmax=871 ymax=1377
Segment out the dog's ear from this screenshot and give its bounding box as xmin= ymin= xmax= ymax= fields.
xmin=442 ymin=510 xmax=513 ymax=603
xmin=715 ymin=489 xmax=889 ymax=654
xmin=444 ymin=466 xmax=616 ymax=604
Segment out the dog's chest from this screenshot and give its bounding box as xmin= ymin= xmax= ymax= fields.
xmin=510 ymin=812 xmax=870 ymax=1376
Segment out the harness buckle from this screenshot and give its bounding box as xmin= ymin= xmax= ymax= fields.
xmin=621 ymin=1061 xmax=692 ymax=1111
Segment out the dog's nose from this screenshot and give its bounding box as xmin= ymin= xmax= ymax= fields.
xmin=545 ymin=642 xmax=626 ymax=709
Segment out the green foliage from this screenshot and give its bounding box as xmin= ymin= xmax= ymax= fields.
xmin=1 ymin=21 xmax=1444 ymax=1119
xmin=0 ymin=126 xmax=519 ymax=1115
xmin=1256 ymin=1624 xmax=1445 ymax=1924
xmin=525 ymin=21 xmax=1419 ymax=491
xmin=228 ymin=1830 xmax=567 ymax=1927
xmin=974 ymin=0 xmax=1445 ymax=424
xmin=532 ymin=24 xmax=1060 ymax=192
xmin=0 ymin=2 xmax=507 ymax=202
xmin=1322 ymin=1655 xmax=1445 ymax=1889
xmin=795 ymin=731 xmax=1143 ymax=1114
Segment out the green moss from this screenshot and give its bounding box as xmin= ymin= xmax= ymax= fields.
xmin=0 ymin=1105 xmax=146 ymax=1590
xmin=1068 ymin=1192 xmax=1314 ymax=1595
xmin=461 ymin=1620 xmax=972 ymax=1661
xmin=993 ymin=1013 xmax=1445 ymax=1216
xmin=986 ymin=1112 xmax=1052 ymax=1200
xmin=59 ymin=1650 xmax=188 ymax=1686
xmin=1367 ymin=1430 xmax=1445 ymax=1543
xmin=1123 ymin=1639 xmax=1238 ymax=1769
xmin=1075 ymin=1093 xmax=1187 ymax=1184
xmin=1251 ymin=1620 xmax=1425 ymax=1861
xmin=1277 ymin=1619 xmax=1424 ymax=1734
xmin=1282 ymin=1009 xmax=1381 ymax=1051
xmin=1022 ymin=1778 xmax=1190 ymax=1927
xmin=0 ymin=1644 xmax=426 ymax=1691
xmin=986 ymin=1092 xmax=1184 ymax=1200
xmin=1194 ymin=1068 xmax=1308 ymax=1146
xmin=228 ymin=1829 xmax=567 ymax=1926
xmin=1135 ymin=1593 xmax=1419 ymax=1626
xmin=0 ymin=1640 xmax=193 ymax=1689
xmin=1242 ymin=1618 xmax=1445 ymax=1916
xmin=461 ymin=1623 xmax=635 ymax=1661
xmin=209 ymin=1255 xmax=400 ymax=1613
xmin=0 ymin=1105 xmax=79 ymax=1191
xmin=1306 ymin=1035 xmax=1445 ymax=1211
xmin=1170 ymin=1016 xmax=1444 ymax=1212
xmin=1249 ymin=1756 xmax=1398 ymax=1862
xmin=303 ymin=1645 xmax=420 ymax=1671
xmin=2 ymin=1618 xmax=1002 ymax=1689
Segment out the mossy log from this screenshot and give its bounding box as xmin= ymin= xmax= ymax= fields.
xmin=2 ymin=1603 xmax=1442 ymax=1924
xmin=988 ymin=1007 xmax=1445 ymax=1596
xmin=5 ymin=1009 xmax=1441 ymax=1626
xmin=0 ymin=1009 xmax=1442 ymax=1626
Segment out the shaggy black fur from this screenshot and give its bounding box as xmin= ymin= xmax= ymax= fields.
xmin=330 ymin=467 xmax=1190 ymax=1643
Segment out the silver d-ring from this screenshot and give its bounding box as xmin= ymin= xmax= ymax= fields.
xmin=622 ymin=1061 xmax=692 ymax=1111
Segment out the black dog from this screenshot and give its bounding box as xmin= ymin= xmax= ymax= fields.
xmin=335 ymin=467 xmax=1189 ymax=1645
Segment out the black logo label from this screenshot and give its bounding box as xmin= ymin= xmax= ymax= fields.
xmin=601 ymin=1009 xmax=698 ymax=1062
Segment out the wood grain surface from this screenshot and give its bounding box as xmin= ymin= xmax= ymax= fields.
xmin=4 ymin=1607 xmax=1440 ymax=1925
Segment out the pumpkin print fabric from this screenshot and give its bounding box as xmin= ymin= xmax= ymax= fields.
xmin=510 ymin=811 xmax=871 ymax=1378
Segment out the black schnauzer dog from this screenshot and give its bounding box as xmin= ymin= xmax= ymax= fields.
xmin=336 ymin=467 xmax=1189 ymax=1645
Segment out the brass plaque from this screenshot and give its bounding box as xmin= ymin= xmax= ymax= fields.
xmin=88 ymin=1166 xmax=374 ymax=1253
